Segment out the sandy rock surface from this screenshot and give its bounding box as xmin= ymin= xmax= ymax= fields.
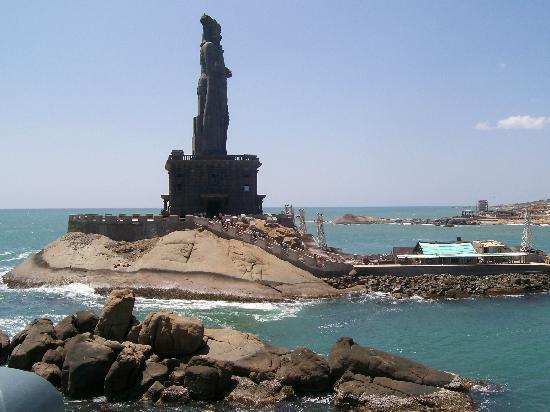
xmin=6 ymin=230 xmax=337 ymax=300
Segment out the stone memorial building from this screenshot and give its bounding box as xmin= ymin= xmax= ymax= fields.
xmin=163 ymin=15 xmax=265 ymax=217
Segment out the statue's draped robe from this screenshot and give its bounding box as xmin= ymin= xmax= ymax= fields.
xmin=194 ymin=39 xmax=230 ymax=156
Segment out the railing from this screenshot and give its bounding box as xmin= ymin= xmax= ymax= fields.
xmin=169 ymin=154 xmax=259 ymax=161
xmin=190 ymin=216 xmax=352 ymax=276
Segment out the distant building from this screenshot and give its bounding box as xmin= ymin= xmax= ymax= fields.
xmin=478 ymin=200 xmax=489 ymax=213
xmin=393 ymin=239 xmax=527 ymax=264
xmin=495 ymin=210 xmax=518 ymax=218
xmin=461 ymin=209 xmax=474 ymax=217
xmin=472 ymin=240 xmax=507 ymax=254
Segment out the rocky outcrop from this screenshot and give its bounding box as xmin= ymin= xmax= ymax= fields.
xmin=0 ymin=331 xmax=10 ymax=364
xmin=32 ymin=362 xmax=62 ymax=387
xmin=138 ymin=311 xmax=204 ymax=357
xmin=324 ymin=273 xmax=550 ymax=299
xmin=275 ymin=348 xmax=330 ymax=393
xmin=6 ymin=230 xmax=337 ymax=301
xmin=61 ymin=333 xmax=117 ymax=398
xmin=74 ymin=310 xmax=99 ymax=334
xmin=42 ymin=348 xmax=64 ymax=367
xmin=104 ymin=342 xmax=152 ymax=401
xmin=225 ymin=376 xmax=294 ymax=406
xmin=157 ymin=385 xmax=190 ymax=404
xmin=333 ymin=214 xmax=389 ymax=224
xmin=184 ymin=356 xmax=233 ymax=400
xmin=329 ymin=337 xmax=475 ymax=411
xmin=8 ymin=319 xmax=58 ymax=370
xmin=54 ymin=315 xmax=78 ymax=341
xmin=95 ymin=288 xmax=135 ymax=341
xmin=142 ymin=380 xmax=165 ymax=402
xmin=3 ymin=289 xmax=479 ymax=410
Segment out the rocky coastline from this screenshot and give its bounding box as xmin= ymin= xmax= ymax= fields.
xmin=0 ymin=289 xmax=481 ymax=411
xmin=324 ymin=273 xmax=550 ymax=299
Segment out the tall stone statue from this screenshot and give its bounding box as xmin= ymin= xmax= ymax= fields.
xmin=192 ymin=14 xmax=232 ymax=157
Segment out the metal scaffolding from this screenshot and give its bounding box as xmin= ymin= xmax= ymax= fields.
xmin=297 ymin=208 xmax=307 ymax=234
xmin=520 ymin=208 xmax=534 ymax=252
xmin=315 ymin=212 xmax=327 ymax=249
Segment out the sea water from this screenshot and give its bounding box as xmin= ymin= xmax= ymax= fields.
xmin=1 ymin=208 xmax=550 ymax=411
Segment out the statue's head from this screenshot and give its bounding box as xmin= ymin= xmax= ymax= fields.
xmin=200 ymin=14 xmax=222 ymax=44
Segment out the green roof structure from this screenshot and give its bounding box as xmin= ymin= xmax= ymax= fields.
xmin=418 ymin=242 xmax=477 ymax=256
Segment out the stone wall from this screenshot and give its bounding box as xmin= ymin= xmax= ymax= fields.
xmin=67 ymin=214 xmax=194 ymax=242
xmin=353 ymin=263 xmax=550 ymax=276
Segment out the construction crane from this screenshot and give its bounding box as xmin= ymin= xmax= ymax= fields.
xmin=315 ymin=212 xmax=327 ymax=249
xmin=520 ymin=208 xmax=534 ymax=252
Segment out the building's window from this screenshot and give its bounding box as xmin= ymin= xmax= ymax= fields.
xmin=243 ymin=173 xmax=249 ymax=178
xmin=243 ymin=184 xmax=250 ymax=192
xmin=176 ymin=184 xmax=183 ymax=191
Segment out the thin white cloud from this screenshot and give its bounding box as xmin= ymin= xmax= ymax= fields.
xmin=475 ymin=115 xmax=549 ymax=131
xmin=475 ymin=121 xmax=491 ymax=130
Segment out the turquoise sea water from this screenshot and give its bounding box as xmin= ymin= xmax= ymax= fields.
xmin=1 ymin=208 xmax=550 ymax=411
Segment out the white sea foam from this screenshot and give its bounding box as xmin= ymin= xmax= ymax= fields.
xmin=134 ymin=296 xmax=315 ymax=323
xmin=0 ymin=277 xmax=102 ymax=307
xmin=0 ymin=251 xmax=12 ymax=256
xmin=2 ymin=250 xmax=37 ymax=262
xmin=30 ymin=283 xmax=101 ymax=301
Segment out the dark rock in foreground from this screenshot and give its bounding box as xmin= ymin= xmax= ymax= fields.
xmin=1 ymin=289 xmax=480 ymax=411
xmin=0 ymin=331 xmax=11 ymax=364
xmin=95 ymin=288 xmax=135 ymax=342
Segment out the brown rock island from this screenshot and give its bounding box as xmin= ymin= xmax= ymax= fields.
xmin=6 ymin=229 xmax=337 ymax=301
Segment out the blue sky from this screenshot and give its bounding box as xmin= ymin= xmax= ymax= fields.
xmin=1 ymin=1 xmax=549 ymax=208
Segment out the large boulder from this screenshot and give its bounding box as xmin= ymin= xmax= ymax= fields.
xmin=126 ymin=316 xmax=141 ymax=343
xmin=142 ymin=381 xmax=165 ymax=402
xmin=94 ymin=289 xmax=135 ymax=342
xmin=200 ymin=328 xmax=289 ymax=382
xmin=275 ymin=348 xmax=330 ymax=393
xmin=199 ymin=328 xmax=266 ymax=361
xmin=328 ymin=337 xmax=455 ymax=387
xmin=157 ymin=385 xmax=190 ymax=405
xmin=11 ymin=319 xmax=54 ymax=348
xmin=104 ymin=342 xmax=152 ymax=401
xmin=183 ymin=356 xmax=233 ymax=400
xmin=54 ymin=315 xmax=78 ymax=341
xmin=42 ymin=347 xmax=64 ymax=368
xmin=8 ymin=319 xmax=58 ymax=370
xmin=0 ymin=331 xmax=10 ymax=364
xmin=139 ymin=360 xmax=170 ymax=393
xmin=232 ymin=345 xmax=289 ymax=382
xmin=225 ymin=376 xmax=295 ymax=406
xmin=334 ymin=372 xmax=475 ymax=411
xmin=138 ymin=312 xmax=204 ymax=357
xmin=74 ymin=310 xmax=99 ymax=334
xmin=32 ymin=362 xmax=62 ymax=387
xmin=61 ymin=333 xmax=117 ymax=398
